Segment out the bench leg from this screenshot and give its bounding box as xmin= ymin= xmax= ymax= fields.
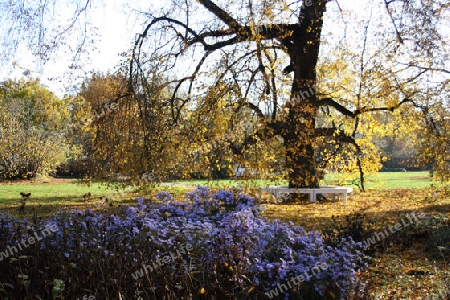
xmin=343 ymin=192 xmax=348 ymax=201
xmin=310 ymin=191 xmax=316 ymax=203
xmin=274 ymin=192 xmax=282 ymax=204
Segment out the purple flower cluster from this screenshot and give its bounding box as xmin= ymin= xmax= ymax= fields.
xmin=0 ymin=186 xmax=367 ymax=299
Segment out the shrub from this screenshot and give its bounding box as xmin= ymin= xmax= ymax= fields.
xmin=0 ymin=79 xmax=72 ymax=180
xmin=421 ymin=214 xmax=450 ymax=259
xmin=324 ymin=213 xmax=374 ymax=249
xmin=379 ymin=168 xmax=407 ymax=172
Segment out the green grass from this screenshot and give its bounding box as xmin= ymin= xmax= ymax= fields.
xmin=0 ymin=180 xmax=118 ymax=217
xmin=364 ymin=171 xmax=434 ymax=189
xmin=0 ymin=171 xmax=441 ymax=218
xmin=319 ymin=171 xmax=435 ymax=189
xmin=170 ymin=172 xmax=435 ymax=190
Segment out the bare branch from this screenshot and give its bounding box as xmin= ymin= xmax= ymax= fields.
xmin=383 ymin=0 xmax=403 ymax=43
xmin=397 ymin=62 xmax=450 ymax=75
xmin=317 ymin=97 xmax=417 ymax=117
xmin=316 ymin=98 xmax=355 ymax=117
xmin=197 ymin=0 xmax=242 ymax=31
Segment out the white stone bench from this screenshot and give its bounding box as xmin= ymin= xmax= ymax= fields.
xmin=234 ymin=167 xmax=246 ymax=177
xmin=261 ymin=186 xmax=353 ymax=203
xmin=260 ymin=186 xmax=315 ymax=203
xmin=313 ymin=186 xmax=353 ymax=202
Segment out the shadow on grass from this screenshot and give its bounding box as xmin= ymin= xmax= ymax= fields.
xmin=1 ymin=195 xmax=138 ymax=219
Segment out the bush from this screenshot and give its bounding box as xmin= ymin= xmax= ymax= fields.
xmin=0 ymin=79 xmax=75 ymax=180
xmin=379 ymin=168 xmax=407 ymax=172
xmin=324 ymin=213 xmax=375 ymax=250
xmin=0 ymin=186 xmax=367 ymax=299
xmin=421 ymin=214 xmax=450 ymax=259
xmin=55 ymin=158 xmax=94 ymax=178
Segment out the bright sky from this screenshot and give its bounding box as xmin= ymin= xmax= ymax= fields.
xmin=0 ymin=0 xmax=361 ymax=96
xmin=0 ymin=0 xmax=447 ymax=97
xmin=0 ymin=0 xmax=157 ymax=96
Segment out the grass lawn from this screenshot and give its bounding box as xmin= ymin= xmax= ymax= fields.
xmin=0 ymin=178 xmax=120 ymax=217
xmin=169 ymin=171 xmax=434 ymax=190
xmin=0 ymin=172 xmax=435 ymax=216
xmin=357 ymin=171 xmax=434 ymax=189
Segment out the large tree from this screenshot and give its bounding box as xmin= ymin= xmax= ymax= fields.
xmin=128 ymin=0 xmax=449 ymax=188
xmin=1 ymin=0 xmax=449 ymax=188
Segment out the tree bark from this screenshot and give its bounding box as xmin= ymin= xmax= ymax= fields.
xmin=285 ymin=91 xmax=319 ymax=188
xmin=283 ymin=1 xmax=326 ymax=188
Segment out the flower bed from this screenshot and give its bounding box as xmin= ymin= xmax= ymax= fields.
xmin=0 ymin=186 xmax=367 ymax=299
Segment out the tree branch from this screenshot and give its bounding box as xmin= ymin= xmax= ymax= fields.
xmin=317 ymin=97 xmax=417 ymax=117
xmin=397 ymin=62 xmax=450 ymax=75
xmin=316 ymin=98 xmax=355 ymax=117
xmin=236 ymin=101 xmax=265 ymax=119
xmin=228 ymin=123 xmax=279 ymax=156
xmin=197 ymin=0 xmax=242 ymax=31
xmin=383 ymin=0 xmax=403 ymax=43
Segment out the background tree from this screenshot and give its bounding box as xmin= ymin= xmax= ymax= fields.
xmin=0 ymin=79 xmax=72 ymax=179
xmin=55 ymin=93 xmax=95 ymax=178
xmin=77 ymin=70 xmax=186 ymax=184
xmin=414 ymin=100 xmax=450 ymax=182
xmin=127 ymin=0 xmax=449 ymax=189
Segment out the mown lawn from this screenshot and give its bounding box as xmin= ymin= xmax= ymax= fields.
xmin=0 ymin=172 xmax=438 ymax=219
xmin=168 ymin=171 xmax=434 ymax=190
xmin=0 ymin=179 xmax=118 ymax=217
xmin=0 ymin=171 xmax=440 ymax=223
xmin=353 ymin=171 xmax=433 ymax=189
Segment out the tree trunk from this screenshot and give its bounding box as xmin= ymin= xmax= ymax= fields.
xmin=284 ymin=1 xmax=325 ymax=189
xmin=285 ymin=92 xmax=319 ymax=188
